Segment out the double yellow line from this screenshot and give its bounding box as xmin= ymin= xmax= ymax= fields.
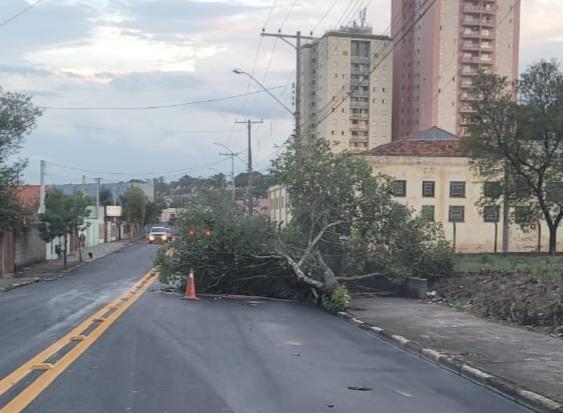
xmin=0 ymin=270 xmax=158 ymax=412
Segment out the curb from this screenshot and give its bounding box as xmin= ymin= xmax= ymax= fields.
xmin=336 ymin=311 xmax=563 ymax=413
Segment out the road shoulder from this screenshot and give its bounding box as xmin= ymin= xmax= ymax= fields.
xmin=0 ymin=241 xmax=133 ymax=292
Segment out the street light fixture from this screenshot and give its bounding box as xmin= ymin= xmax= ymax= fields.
xmin=232 ymin=68 xmax=294 ymax=117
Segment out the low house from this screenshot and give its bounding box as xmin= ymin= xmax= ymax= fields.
xmin=0 ymin=186 xmax=47 ymax=276
xmin=15 ymin=186 xmax=46 ymax=268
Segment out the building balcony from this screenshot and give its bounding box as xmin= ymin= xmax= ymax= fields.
xmin=351 ymin=90 xmax=370 ymax=98
xmin=481 ymin=18 xmax=496 ymax=27
xmin=460 ymin=80 xmax=474 ymax=89
xmin=462 ymin=17 xmax=481 ymax=25
xmin=461 ymin=31 xmax=482 ymax=39
xmin=350 ymin=113 xmax=369 ymax=120
xmin=461 ymin=55 xmax=481 ymax=64
xmin=460 ymin=93 xmax=477 ymax=101
xmin=350 ymin=101 xmax=369 ymax=109
xmin=460 ymin=105 xmax=476 ymax=113
xmin=461 ymin=43 xmax=480 ymax=51
xmin=481 ymin=43 xmax=495 ymax=52
xmin=350 ymin=125 xmax=369 ymax=132
xmin=463 ymin=4 xmax=496 ymax=15
xmin=351 ymin=55 xmax=370 ymax=64
xmin=461 ymin=69 xmax=479 ymax=76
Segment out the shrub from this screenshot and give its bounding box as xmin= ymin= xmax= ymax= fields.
xmin=320 ymin=287 xmax=352 ymax=313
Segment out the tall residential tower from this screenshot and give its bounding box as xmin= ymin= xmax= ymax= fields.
xmin=392 ymin=0 xmax=521 ymax=139
xmin=300 ymin=25 xmax=393 ymax=153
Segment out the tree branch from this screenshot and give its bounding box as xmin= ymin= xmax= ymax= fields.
xmin=336 ymin=272 xmax=390 ymax=281
xmin=297 ymin=220 xmax=345 ymax=267
xmin=275 ymin=248 xmax=324 ymax=289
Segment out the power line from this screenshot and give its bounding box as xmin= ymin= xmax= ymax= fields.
xmin=312 ymin=0 xmax=339 ymax=34
xmin=311 ymin=0 xmax=438 ymax=131
xmin=42 ymin=121 xmax=237 ymax=135
xmin=38 ymin=84 xmax=289 ymax=111
xmin=46 ymin=158 xmax=226 ymax=177
xmin=280 ymin=0 xmax=298 ymax=29
xmin=0 ymin=0 xmax=43 ymax=29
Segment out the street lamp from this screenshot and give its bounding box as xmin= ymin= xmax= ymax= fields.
xmin=232 ymin=68 xmax=294 ymax=117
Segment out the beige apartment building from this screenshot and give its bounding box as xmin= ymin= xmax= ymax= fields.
xmin=300 ymin=25 xmax=394 ymax=153
xmin=268 ymin=185 xmax=291 ymax=227
xmin=361 ymin=128 xmax=563 ymax=253
xmin=392 ymin=0 xmax=521 ymax=139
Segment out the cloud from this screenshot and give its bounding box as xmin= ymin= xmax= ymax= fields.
xmin=1 ymin=0 xmax=561 ymax=185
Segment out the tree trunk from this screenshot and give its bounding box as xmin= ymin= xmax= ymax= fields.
xmin=63 ymin=233 xmax=68 ymax=269
xmin=548 ymin=224 xmax=558 ymax=256
xmin=316 ymin=252 xmax=339 ymax=293
xmin=77 ymin=229 xmax=82 ymax=263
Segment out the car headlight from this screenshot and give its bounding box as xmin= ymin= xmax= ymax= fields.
xmin=161 ymin=235 xmax=167 ymax=240
xmin=149 ymin=235 xmax=155 ymax=241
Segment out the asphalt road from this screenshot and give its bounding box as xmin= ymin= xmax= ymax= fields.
xmin=0 ymin=244 xmax=533 ymax=413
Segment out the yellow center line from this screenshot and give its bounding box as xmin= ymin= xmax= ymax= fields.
xmin=0 ymin=270 xmax=158 ymax=413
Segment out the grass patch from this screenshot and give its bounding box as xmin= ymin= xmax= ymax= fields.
xmin=446 ymin=298 xmax=472 ymax=311
xmin=455 ymin=254 xmax=563 ymax=282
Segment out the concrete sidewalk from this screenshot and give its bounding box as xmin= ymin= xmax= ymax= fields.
xmin=350 ymin=297 xmax=563 ymax=408
xmin=0 ymin=240 xmax=133 ymax=292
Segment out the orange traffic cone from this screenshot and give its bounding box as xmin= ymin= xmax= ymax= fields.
xmin=184 ymin=268 xmax=198 ymax=301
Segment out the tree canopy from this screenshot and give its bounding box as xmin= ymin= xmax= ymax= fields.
xmin=38 ymin=189 xmax=90 ymax=268
xmin=0 ymin=87 xmax=42 ymax=233
xmin=466 ymin=60 xmax=563 ymax=254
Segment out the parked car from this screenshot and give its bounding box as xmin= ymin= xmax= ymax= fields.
xmin=147 ymin=226 xmax=172 ymax=244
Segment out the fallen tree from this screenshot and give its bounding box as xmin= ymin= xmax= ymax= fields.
xmin=157 ymin=138 xmax=453 ymax=307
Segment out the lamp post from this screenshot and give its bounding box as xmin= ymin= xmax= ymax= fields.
xmin=232 ymin=68 xmax=294 ymax=117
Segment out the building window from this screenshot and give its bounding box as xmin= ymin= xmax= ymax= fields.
xmin=483 ymin=182 xmax=501 ymax=198
xmin=450 ymin=181 xmax=466 ymax=198
xmin=393 ymin=180 xmax=407 ymax=197
xmin=421 ymin=205 xmax=435 ymax=222
xmin=483 ymin=205 xmax=499 ymax=223
xmin=449 ymin=206 xmax=465 ymax=223
xmin=422 ymin=181 xmax=435 ymax=197
xmin=515 ymin=206 xmax=532 ymax=224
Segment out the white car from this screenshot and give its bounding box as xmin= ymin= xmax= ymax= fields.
xmin=147 ymin=227 xmax=172 ymax=244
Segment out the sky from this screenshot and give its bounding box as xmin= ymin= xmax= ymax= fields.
xmin=1 ymin=0 xmax=562 ymax=185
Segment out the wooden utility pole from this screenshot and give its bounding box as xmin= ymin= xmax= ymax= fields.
xmin=235 ymin=119 xmax=263 ymax=215
xmin=218 ymin=151 xmax=240 ymax=201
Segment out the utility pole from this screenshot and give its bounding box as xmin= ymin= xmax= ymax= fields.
xmin=95 ymin=178 xmax=102 ymax=219
xmin=82 ymin=175 xmax=87 ymax=195
xmin=235 ymin=119 xmax=263 ymax=215
xmin=218 ymin=150 xmax=240 ymax=201
xmin=261 ymin=31 xmax=317 ymax=141
xmin=39 ymin=160 xmax=46 ymax=214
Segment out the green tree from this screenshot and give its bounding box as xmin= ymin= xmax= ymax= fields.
xmin=38 ymin=189 xmax=90 ymax=268
xmin=98 ymin=186 xmax=113 ymax=207
xmin=156 ymin=189 xmax=301 ymax=298
xmin=122 ymin=186 xmax=147 ymax=238
xmin=466 ymin=60 xmax=563 ymax=254
xmin=0 ymin=87 xmax=42 ymax=233
xmin=235 ymin=171 xmax=270 ymax=199
xmin=271 ymin=137 xmax=453 ymax=293
xmin=145 ymin=196 xmax=167 ymax=225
